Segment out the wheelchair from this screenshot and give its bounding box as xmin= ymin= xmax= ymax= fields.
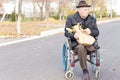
xmin=62 ymin=38 xmax=100 ymax=80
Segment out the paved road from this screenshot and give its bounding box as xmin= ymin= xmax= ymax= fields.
xmin=97 ymin=20 xmax=120 ymax=80
xmin=0 ymin=20 xmax=120 ymax=80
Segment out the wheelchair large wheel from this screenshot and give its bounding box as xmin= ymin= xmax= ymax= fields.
xmin=91 ymin=49 xmax=100 ymax=79
xmin=65 ymin=70 xmax=74 ymax=80
xmin=62 ymin=42 xmax=70 ymax=72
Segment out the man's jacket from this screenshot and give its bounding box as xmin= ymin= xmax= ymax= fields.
xmin=64 ymin=11 xmax=99 ymax=49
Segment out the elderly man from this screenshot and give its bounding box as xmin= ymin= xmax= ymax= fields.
xmin=64 ymin=0 xmax=99 ymax=80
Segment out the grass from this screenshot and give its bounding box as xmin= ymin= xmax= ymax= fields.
xmin=0 ymin=17 xmax=120 ymax=37
xmin=0 ymin=19 xmax=65 ymax=37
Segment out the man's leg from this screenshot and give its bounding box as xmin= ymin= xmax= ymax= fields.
xmin=74 ymin=44 xmax=90 ymax=80
xmin=74 ymin=44 xmax=96 ymax=80
xmin=75 ymin=44 xmax=87 ymax=70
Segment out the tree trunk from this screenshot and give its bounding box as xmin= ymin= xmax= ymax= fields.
xmin=59 ymin=0 xmax=62 ymax=21
xmin=45 ymin=0 xmax=50 ymax=27
xmin=17 ymin=0 xmax=22 ymax=34
xmin=32 ymin=0 xmax=36 ymax=21
xmin=37 ymin=1 xmax=44 ymax=21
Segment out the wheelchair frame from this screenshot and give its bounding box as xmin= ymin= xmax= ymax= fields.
xmin=62 ymin=38 xmax=100 ymax=80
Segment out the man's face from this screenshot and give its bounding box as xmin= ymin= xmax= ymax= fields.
xmin=78 ymin=7 xmax=90 ymax=19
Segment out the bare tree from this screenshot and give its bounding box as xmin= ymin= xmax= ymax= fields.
xmin=59 ymin=0 xmax=71 ymax=21
xmin=32 ymin=0 xmax=51 ymax=22
xmin=87 ymin=0 xmax=105 ymax=17
xmin=17 ymin=0 xmax=22 ymax=34
xmin=0 ymin=2 xmax=2 ymax=7
xmin=36 ymin=0 xmax=44 ymax=20
xmin=45 ymin=0 xmax=50 ymax=24
xmin=0 ymin=0 xmax=9 ymax=21
xmin=32 ymin=0 xmax=36 ymax=21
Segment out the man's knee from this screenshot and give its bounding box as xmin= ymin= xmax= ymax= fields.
xmin=86 ymin=46 xmax=96 ymax=52
xmin=77 ymin=44 xmax=87 ymax=52
xmin=77 ymin=44 xmax=84 ymax=48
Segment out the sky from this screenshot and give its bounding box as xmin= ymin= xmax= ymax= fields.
xmin=106 ymin=0 xmax=120 ymax=15
xmin=2 ymin=0 xmax=120 ymax=15
xmin=52 ymin=0 xmax=120 ymax=15
xmin=112 ymin=0 xmax=120 ymax=15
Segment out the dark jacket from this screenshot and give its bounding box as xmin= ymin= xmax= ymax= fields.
xmin=64 ymin=11 xmax=99 ymax=49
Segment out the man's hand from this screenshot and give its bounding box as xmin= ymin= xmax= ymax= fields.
xmin=74 ymin=32 xmax=79 ymax=40
xmin=83 ymin=28 xmax=91 ymax=34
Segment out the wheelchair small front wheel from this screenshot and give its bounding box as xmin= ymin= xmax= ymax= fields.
xmin=95 ymin=69 xmax=100 ymax=80
xmin=65 ymin=71 xmax=74 ymax=80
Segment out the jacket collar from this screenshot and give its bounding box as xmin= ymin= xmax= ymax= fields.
xmin=74 ymin=11 xmax=93 ymax=26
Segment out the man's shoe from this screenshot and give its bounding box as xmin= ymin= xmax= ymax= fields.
xmin=83 ymin=73 xmax=90 ymax=80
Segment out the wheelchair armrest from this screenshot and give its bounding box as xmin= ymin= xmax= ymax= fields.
xmin=67 ymin=37 xmax=71 ymax=43
xmin=67 ymin=37 xmax=71 ymax=40
xmin=93 ymin=40 xmax=100 ymax=49
xmin=66 ymin=37 xmax=72 ymax=50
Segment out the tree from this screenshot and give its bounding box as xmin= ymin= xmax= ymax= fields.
xmin=0 ymin=2 xmax=2 ymax=7
xmin=45 ymin=0 xmax=50 ymax=24
xmin=87 ymin=0 xmax=106 ymax=18
xmin=32 ymin=0 xmax=53 ymax=25
xmin=36 ymin=0 xmax=44 ymax=20
xmin=0 ymin=0 xmax=9 ymax=21
xmin=58 ymin=0 xmax=75 ymax=20
xmin=17 ymin=0 xmax=22 ymax=34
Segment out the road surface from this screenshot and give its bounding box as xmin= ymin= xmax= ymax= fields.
xmin=0 ymin=20 xmax=120 ymax=80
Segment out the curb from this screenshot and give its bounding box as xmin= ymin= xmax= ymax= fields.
xmin=40 ymin=28 xmax=64 ymax=37
xmin=0 ymin=36 xmax=41 ymax=47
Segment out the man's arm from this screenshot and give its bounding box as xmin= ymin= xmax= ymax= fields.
xmin=89 ymin=19 xmax=99 ymax=37
xmin=64 ymin=16 xmax=76 ymax=40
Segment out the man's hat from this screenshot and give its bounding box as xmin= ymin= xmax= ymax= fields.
xmin=76 ymin=0 xmax=91 ymax=8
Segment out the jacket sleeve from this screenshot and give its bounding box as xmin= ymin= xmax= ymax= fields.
xmin=90 ymin=18 xmax=99 ymax=37
xmin=64 ymin=16 xmax=76 ymax=40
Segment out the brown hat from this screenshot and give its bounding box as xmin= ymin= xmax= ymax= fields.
xmin=76 ymin=0 xmax=91 ymax=8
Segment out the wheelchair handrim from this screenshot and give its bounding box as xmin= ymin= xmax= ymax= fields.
xmin=62 ymin=42 xmax=69 ymax=71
